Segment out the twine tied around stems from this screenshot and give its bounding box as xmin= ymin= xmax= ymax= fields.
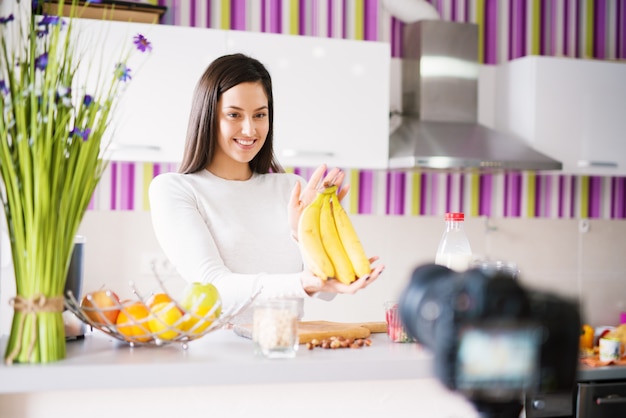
xmin=5 ymin=295 xmax=65 ymax=365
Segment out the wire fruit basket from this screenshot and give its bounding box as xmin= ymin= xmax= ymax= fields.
xmin=65 ymin=276 xmax=258 ymax=349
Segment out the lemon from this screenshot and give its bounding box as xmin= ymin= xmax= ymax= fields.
xmin=148 ymin=302 xmax=183 ymax=341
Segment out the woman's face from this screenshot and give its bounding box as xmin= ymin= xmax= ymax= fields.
xmin=210 ymin=81 xmax=269 ymax=178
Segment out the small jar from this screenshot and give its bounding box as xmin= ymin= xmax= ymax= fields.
xmin=252 ymin=299 xmax=299 ymax=359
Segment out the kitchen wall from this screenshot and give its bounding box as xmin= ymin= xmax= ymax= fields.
xmin=1 ymin=0 xmax=625 ymax=335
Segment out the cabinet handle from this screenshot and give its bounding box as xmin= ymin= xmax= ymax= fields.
xmin=596 ymin=394 xmax=626 ymax=405
xmin=577 ymin=160 xmax=618 ymax=168
xmin=282 ymin=149 xmax=334 ymax=158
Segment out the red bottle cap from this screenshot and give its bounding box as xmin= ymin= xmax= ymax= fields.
xmin=445 ymin=212 xmax=464 ymax=221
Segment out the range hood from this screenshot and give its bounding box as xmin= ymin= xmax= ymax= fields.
xmin=389 ymin=20 xmax=562 ymax=171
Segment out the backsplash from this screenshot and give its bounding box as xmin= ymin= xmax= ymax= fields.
xmin=156 ymin=0 xmax=626 ymax=62
xmin=90 ymin=162 xmax=626 ymax=219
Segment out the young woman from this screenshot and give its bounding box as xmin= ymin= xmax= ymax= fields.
xmin=149 ymin=53 xmax=384 ymax=313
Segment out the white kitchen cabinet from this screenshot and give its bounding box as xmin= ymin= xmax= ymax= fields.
xmin=73 ymin=20 xmax=390 ymax=167
xmin=225 ymin=30 xmax=390 ymax=169
xmin=494 ymin=56 xmax=626 ymax=175
xmin=73 ymin=19 xmax=229 ymax=163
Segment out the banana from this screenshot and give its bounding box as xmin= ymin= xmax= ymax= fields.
xmin=329 ymin=191 xmax=371 ymax=279
xmin=297 ymin=190 xmax=335 ymax=280
xmin=319 ymin=188 xmax=356 ymax=284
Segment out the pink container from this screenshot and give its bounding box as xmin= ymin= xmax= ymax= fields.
xmin=384 ymin=302 xmax=414 ymax=343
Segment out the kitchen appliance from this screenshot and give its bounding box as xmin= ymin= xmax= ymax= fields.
xmin=63 ymin=235 xmax=86 ymax=340
xmin=576 ymin=380 xmax=626 ymax=417
xmin=389 ymin=20 xmax=563 ymax=171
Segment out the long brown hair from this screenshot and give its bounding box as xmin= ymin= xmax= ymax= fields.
xmin=178 ymin=53 xmax=283 ymax=174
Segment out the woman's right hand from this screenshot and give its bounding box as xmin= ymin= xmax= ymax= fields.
xmin=300 ymin=257 xmax=385 ymax=296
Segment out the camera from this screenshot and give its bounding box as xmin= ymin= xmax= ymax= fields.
xmin=398 ymin=264 xmax=580 ymax=418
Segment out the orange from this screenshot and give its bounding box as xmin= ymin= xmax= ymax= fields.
xmin=116 ymin=300 xmax=152 ymax=343
xmin=148 ymin=302 xmax=183 ymax=341
xmin=146 ymin=292 xmax=173 ymax=309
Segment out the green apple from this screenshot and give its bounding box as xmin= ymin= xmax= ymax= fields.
xmin=180 ymin=282 xmax=222 ymax=335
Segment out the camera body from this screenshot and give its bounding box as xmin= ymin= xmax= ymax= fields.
xmin=399 ymin=264 xmax=580 ymax=406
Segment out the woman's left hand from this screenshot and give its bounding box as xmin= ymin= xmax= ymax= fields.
xmin=288 ymin=164 xmax=349 ymax=240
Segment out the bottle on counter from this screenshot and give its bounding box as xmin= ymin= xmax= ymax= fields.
xmin=435 ymin=212 xmax=472 ymax=272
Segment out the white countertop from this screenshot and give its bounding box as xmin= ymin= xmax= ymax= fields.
xmin=0 ymin=329 xmax=435 ymax=394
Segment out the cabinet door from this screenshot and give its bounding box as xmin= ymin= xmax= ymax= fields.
xmin=225 ymin=31 xmax=390 ymax=169
xmin=495 ymin=56 xmax=626 ymax=175
xmin=74 ymin=19 xmax=228 ymax=163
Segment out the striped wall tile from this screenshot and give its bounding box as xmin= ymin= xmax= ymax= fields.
xmin=90 ymin=163 xmax=626 ymax=220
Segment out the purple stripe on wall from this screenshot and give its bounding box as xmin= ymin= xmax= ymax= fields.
xmin=359 ymin=170 xmax=374 ymax=214
xmin=190 ymin=0 xmax=196 ymax=27
xmin=574 ymin=0 xmax=580 ymax=58
xmin=459 ymin=173 xmax=466 ymax=214
xmin=364 ymin=0 xmax=378 ymax=41
xmin=110 ymin=162 xmax=118 ymax=210
xmin=386 ymin=171 xmax=405 ymax=215
xmin=121 ymin=162 xmax=135 ymax=211
xmin=299 ymin=0 xmax=306 ymax=35
xmin=558 ymin=175 xmax=564 ymax=218
xmin=420 ymin=173 xmax=427 ymax=215
xmin=327 ymin=0 xmax=333 ymax=38
xmin=232 ymin=0 xmax=247 ymax=31
xmin=570 ymin=176 xmax=577 ymax=217
xmin=269 ymin=0 xmax=281 ymax=33
xmin=505 ymin=172 xmax=522 ymax=217
xmin=589 ymin=176 xmax=602 ymax=218
xmin=563 ymin=0 xmax=569 ymax=56
xmin=545 ymin=173 xmax=552 ymax=217
xmin=595 ymin=0 xmax=607 ymax=59
xmin=445 ymin=174 xmax=452 ymax=213
xmin=616 ymin=0 xmax=626 ymax=59
xmin=550 ymin=0 xmax=558 ymax=56
xmin=311 ymin=0 xmax=318 ymax=36
xmin=539 ymin=0 xmax=546 ymax=55
xmin=465 ymin=0 xmax=470 ymax=21
xmin=342 ymin=0 xmax=347 ymax=39
xmin=480 ymin=174 xmax=492 ymax=217
xmin=451 ymin=0 xmax=457 ymax=21
xmin=616 ymin=177 xmax=626 ymax=218
xmin=509 ymin=0 xmax=526 ymax=60
xmin=485 ymin=0 xmax=497 ymax=63
xmin=535 ymin=174 xmax=542 ymax=217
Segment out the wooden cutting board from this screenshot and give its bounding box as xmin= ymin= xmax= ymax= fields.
xmin=234 ymin=321 xmax=387 ymax=344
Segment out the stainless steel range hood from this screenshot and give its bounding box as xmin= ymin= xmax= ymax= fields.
xmin=389 ymin=20 xmax=562 ymax=171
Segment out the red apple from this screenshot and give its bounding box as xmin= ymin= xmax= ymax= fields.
xmin=80 ymin=289 xmax=121 ymax=326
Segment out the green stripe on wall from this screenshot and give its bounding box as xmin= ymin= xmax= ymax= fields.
xmin=220 ymin=0 xmax=230 ymax=29
xmin=411 ymin=172 xmax=421 ymax=216
xmin=143 ymin=163 xmax=152 ymax=211
xmin=526 ymin=172 xmax=536 ymax=217
xmin=531 ymin=0 xmax=541 ymax=55
xmin=585 ymin=0 xmax=594 ymax=58
xmin=289 ymin=0 xmax=299 ymax=35
xmin=354 ymin=0 xmax=364 ymax=40
xmin=470 ymin=172 xmax=479 ymax=216
xmin=476 ymin=0 xmax=485 ymax=63
xmin=580 ymin=176 xmax=589 ymax=218
xmin=349 ymin=169 xmax=360 ymax=214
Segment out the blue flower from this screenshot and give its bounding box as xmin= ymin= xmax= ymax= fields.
xmin=0 ymin=14 xmax=14 ymax=25
xmin=114 ymin=63 xmax=132 ymax=82
xmin=35 ymin=52 xmax=48 ymax=71
xmin=83 ymin=95 xmax=94 ymax=107
xmin=69 ymin=127 xmax=91 ymax=141
xmin=133 ymin=34 xmax=152 ymax=53
xmin=0 ymin=80 xmax=8 ymax=95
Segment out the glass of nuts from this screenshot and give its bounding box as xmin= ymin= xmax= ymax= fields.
xmin=252 ymin=298 xmax=300 ymax=359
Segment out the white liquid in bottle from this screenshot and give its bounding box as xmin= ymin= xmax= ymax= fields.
xmin=435 ymin=253 xmax=472 ymax=272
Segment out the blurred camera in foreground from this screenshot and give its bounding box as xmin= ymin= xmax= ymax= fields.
xmin=398 ymin=264 xmax=580 ymax=416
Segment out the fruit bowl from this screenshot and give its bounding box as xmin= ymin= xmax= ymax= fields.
xmin=65 ymin=279 xmax=258 ymax=349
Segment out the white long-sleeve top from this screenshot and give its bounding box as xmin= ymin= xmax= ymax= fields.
xmin=148 ymin=169 xmax=313 ymax=311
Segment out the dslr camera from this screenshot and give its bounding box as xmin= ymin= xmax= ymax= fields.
xmin=398 ymin=263 xmax=580 ymax=418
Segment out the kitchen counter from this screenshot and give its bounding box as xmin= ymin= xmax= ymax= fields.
xmin=0 ymin=329 xmax=434 ymax=394
xmin=0 ymin=330 xmax=486 ymax=418
xmin=3 ymin=330 xmax=626 ymax=418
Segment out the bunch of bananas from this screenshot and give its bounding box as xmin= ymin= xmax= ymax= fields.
xmin=297 ymin=185 xmax=370 ymax=284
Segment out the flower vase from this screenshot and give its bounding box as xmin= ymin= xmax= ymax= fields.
xmin=5 ymin=297 xmax=66 ymax=364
